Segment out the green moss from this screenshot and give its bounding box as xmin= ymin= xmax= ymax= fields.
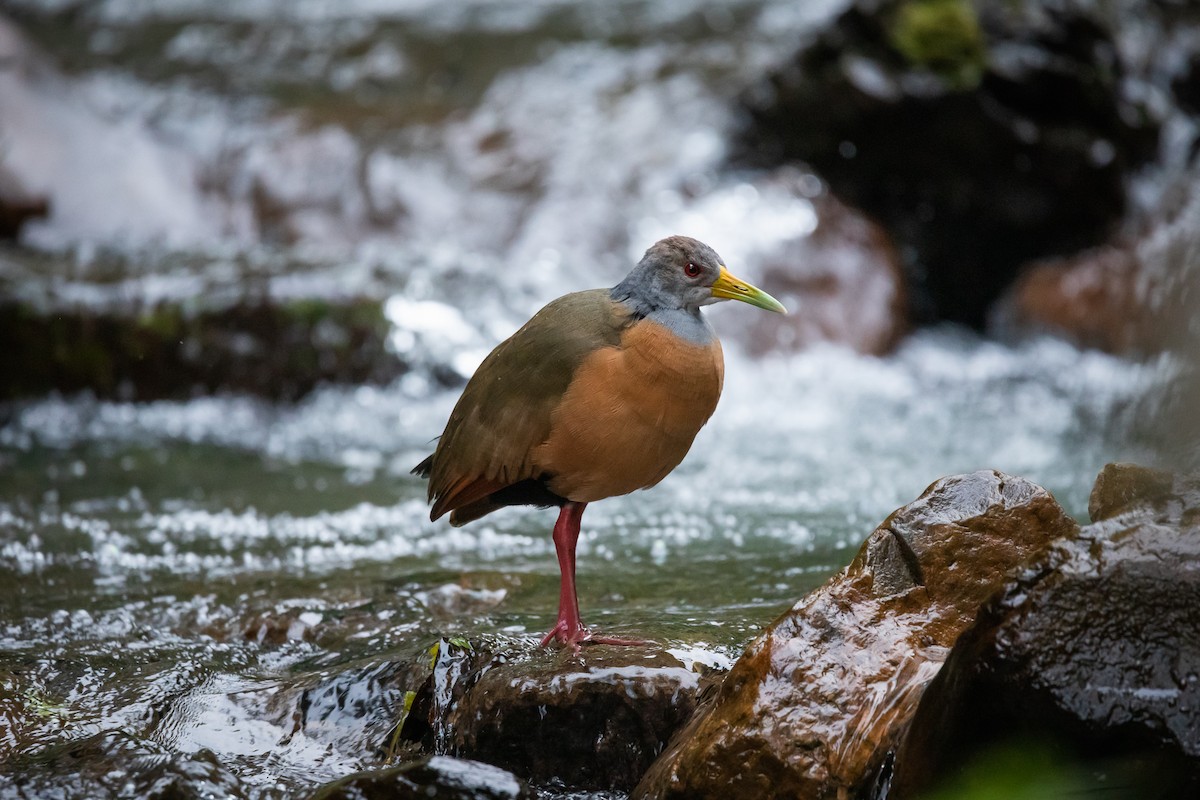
xmin=921 ymin=742 xmax=1092 ymax=800
xmin=0 ymin=296 xmax=403 ymax=401
xmin=283 ymin=297 xmax=334 ymax=324
xmin=136 ymin=306 xmax=183 ymax=338
xmin=889 ymin=0 xmax=987 ymax=88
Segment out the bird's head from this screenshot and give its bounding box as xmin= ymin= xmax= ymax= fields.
xmin=615 ymin=235 xmax=787 ymax=314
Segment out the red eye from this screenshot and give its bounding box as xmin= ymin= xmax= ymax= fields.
xmin=684 ymin=262 xmax=701 ymax=278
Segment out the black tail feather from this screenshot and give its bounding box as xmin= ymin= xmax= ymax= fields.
xmin=448 ymin=479 xmax=567 ymax=527
xmin=412 ymin=454 xmax=434 ymax=478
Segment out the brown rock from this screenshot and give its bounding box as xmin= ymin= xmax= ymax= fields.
xmin=402 ymin=640 xmax=711 ymax=791
xmin=890 ymin=464 xmax=1200 ymax=799
xmin=1088 ymin=461 xmax=1176 ymax=521
xmin=633 ymin=470 xmax=1077 ymax=800
xmin=992 ymin=177 xmax=1200 ymax=358
xmin=992 ymin=245 xmax=1166 ymax=354
xmin=737 ymin=193 xmax=908 ymax=357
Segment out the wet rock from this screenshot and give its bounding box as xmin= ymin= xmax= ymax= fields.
xmin=737 ymin=193 xmax=908 ymax=357
xmin=890 ymin=463 xmax=1200 ymax=798
xmin=0 ymin=295 xmax=405 ymax=401
xmin=413 ymin=583 xmax=509 ymax=619
xmin=401 ymin=638 xmax=712 ymax=791
xmin=992 ymin=168 xmax=1200 ymax=357
xmin=131 ymin=747 xmax=251 ymax=800
xmin=992 ymin=245 xmax=1157 ymax=354
xmin=2 ymin=730 xmax=248 ymax=800
xmin=243 ymin=608 xmax=326 ymax=646
xmin=0 ymin=195 xmax=47 ymax=241
xmin=307 ymin=755 xmax=535 ymax=800
xmin=1087 ymin=461 xmax=1176 ymax=521
xmin=633 ymin=470 xmax=1077 ymax=800
xmin=738 ymin=0 xmax=1162 ymax=328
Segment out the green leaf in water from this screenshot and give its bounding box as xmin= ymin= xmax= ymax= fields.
xmin=23 ymin=689 xmax=65 ymax=721
xmin=384 ymin=690 xmax=418 ymax=765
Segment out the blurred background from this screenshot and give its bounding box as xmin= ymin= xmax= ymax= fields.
xmin=1 ymin=0 xmax=1198 ymax=797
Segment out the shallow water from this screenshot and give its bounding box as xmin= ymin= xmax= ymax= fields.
xmin=0 ymin=0 xmax=1181 ymax=796
xmin=0 ymin=331 xmax=1164 ymax=795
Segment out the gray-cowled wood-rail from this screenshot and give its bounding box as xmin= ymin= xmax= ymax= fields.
xmin=413 ymin=236 xmax=785 ymax=649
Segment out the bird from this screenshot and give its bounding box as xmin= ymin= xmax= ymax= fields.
xmin=413 ymin=236 xmax=785 ymax=649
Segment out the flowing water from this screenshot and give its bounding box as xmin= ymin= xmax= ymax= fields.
xmin=0 ymin=0 xmax=1178 ymax=797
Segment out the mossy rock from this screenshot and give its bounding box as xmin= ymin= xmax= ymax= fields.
xmin=0 ymin=296 xmax=407 ymax=401
xmin=889 ymin=0 xmax=986 ymax=88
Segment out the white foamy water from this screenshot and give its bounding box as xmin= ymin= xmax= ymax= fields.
xmin=0 ymin=330 xmax=1165 ymax=582
xmin=2 ymin=0 xmax=849 ymax=301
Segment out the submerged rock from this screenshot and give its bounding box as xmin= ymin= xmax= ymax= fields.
xmin=307 ymin=755 xmax=535 ymax=800
xmin=232 ymin=635 xmax=711 ymax=793
xmin=738 ymin=0 xmax=1162 ymax=328
xmin=633 ymin=470 xmax=1077 ymax=800
xmin=399 ymin=639 xmax=713 ymax=791
xmin=1 ymin=730 xmax=249 ymax=800
xmin=889 ymin=463 xmax=1200 ymax=798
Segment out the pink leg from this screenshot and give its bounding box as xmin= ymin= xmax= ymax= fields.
xmin=540 ymin=502 xmax=646 ymax=651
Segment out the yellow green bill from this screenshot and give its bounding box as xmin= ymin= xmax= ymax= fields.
xmin=711 ymin=266 xmax=787 ymax=314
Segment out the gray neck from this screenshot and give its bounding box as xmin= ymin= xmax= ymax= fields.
xmin=611 ymin=266 xmax=672 ymax=315
xmin=643 ymin=306 xmax=714 ymax=345
xmin=610 ymin=265 xmax=715 ymax=345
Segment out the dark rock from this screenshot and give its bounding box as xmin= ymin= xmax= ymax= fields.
xmin=738 ymin=0 xmax=1161 ymax=328
xmin=307 ymin=756 xmax=535 ymax=800
xmin=633 ymin=470 xmax=1077 ymax=800
xmin=1173 ymin=48 xmax=1200 ymax=117
xmin=889 ymin=463 xmax=1200 ymax=799
xmin=735 ymin=193 xmax=908 ymax=356
xmin=400 ymin=638 xmax=712 ymax=791
xmin=0 ymin=163 xmax=48 ymax=240
xmin=0 ymin=195 xmax=47 ymax=239
xmin=0 ymin=295 xmax=405 ymax=401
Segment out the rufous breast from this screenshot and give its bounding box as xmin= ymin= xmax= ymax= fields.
xmin=534 ymin=318 xmax=724 ymax=502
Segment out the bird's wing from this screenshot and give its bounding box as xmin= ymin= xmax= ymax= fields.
xmin=422 ymin=289 xmax=633 ymax=520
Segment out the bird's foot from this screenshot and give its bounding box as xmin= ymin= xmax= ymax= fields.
xmin=540 ymin=620 xmax=647 ymax=652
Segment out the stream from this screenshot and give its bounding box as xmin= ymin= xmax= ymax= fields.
xmin=0 ymin=0 xmax=1178 ymax=797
